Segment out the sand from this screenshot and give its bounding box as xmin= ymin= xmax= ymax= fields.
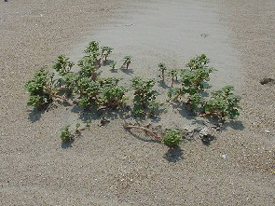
xmin=0 ymin=0 xmax=274 ymax=205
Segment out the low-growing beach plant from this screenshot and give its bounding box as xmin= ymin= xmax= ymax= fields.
xmin=25 ymin=41 xmax=242 ymax=151
xmin=110 ymin=62 xmax=117 ymax=71
xmin=122 ymin=56 xmax=131 ymax=69
xmin=75 ymin=77 xmax=101 ymax=108
xmin=85 ymin=119 xmax=91 ymax=127
xmin=78 ymin=56 xmax=98 ymax=81
xmin=131 ymin=77 xmax=160 ymax=117
xmin=158 ymin=63 xmax=167 ymax=83
xmin=132 ymin=77 xmax=158 ymax=105
xmin=186 ymin=54 xmax=209 ymax=71
xmin=60 ymin=125 xmax=74 ymax=142
xmin=168 ymin=69 xmax=178 ymax=86
xmin=53 ymin=55 xmax=74 ymax=76
xmin=203 ymin=85 xmax=241 ymax=121
xmin=101 ymin=81 xmax=127 ymax=109
xmin=84 ymin=41 xmax=100 ymax=60
xmin=162 ymin=129 xmax=182 ymax=147
xmin=101 ymin=46 xmax=113 ymax=62
xmin=25 ymin=68 xmax=53 ymax=108
xmin=170 ymin=54 xmax=215 ymax=104
xmin=188 ymin=92 xmax=203 ymax=112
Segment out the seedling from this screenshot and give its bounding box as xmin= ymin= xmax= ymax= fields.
xmin=101 ymin=46 xmax=113 ymax=62
xmin=110 ymin=62 xmax=117 ymax=71
xmin=158 ymin=63 xmax=167 ymax=83
xmin=122 ymin=56 xmax=131 ymax=69
xmin=60 ymin=125 xmax=74 ymax=142
xmin=162 ymin=130 xmax=182 ymax=147
xmin=75 ymin=123 xmax=81 ymax=133
xmin=168 ymin=69 xmax=178 ymax=86
xmin=86 ymin=119 xmax=91 ymax=127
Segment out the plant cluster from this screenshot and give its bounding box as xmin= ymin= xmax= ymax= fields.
xmin=25 ymin=42 xmax=242 ymax=146
xmin=166 ymin=54 xmax=241 ymax=120
xmin=26 ymin=41 xmax=130 ymax=111
xmin=203 ymin=86 xmax=241 ymax=121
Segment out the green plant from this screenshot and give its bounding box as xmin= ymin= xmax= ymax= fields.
xmin=78 ymin=56 xmax=97 ymax=81
xmin=133 ymin=106 xmax=146 ymax=117
xmin=25 ymin=68 xmax=52 ymax=108
xmin=60 ymin=125 xmax=74 ymax=142
xmin=147 ymin=101 xmax=160 ymax=117
xmin=203 ymin=86 xmax=241 ymax=120
xmin=101 ymin=46 xmax=113 ymax=62
xmin=86 ymin=119 xmax=91 ymax=127
xmin=186 ymin=54 xmax=209 ymax=71
xmin=188 ymin=92 xmax=203 ymax=112
xmin=75 ymin=123 xmax=81 ymax=132
xmin=158 ymin=63 xmax=167 ymax=82
xmin=84 ymin=41 xmax=101 ymax=68
xmin=162 ymin=130 xmax=182 ymax=147
xmin=101 ymin=84 xmax=127 ymax=109
xmin=170 ymin=55 xmax=215 ymax=103
xmin=53 ymin=55 xmax=74 ymax=76
xmin=84 ymin=41 xmax=100 ymax=60
xmin=132 ymin=77 xmax=158 ymax=107
xmin=75 ymin=77 xmax=101 ymax=108
xmin=168 ymin=69 xmax=178 ymax=86
xmin=57 ymin=72 xmax=78 ymax=95
xmin=110 ymin=62 xmax=117 ymax=71
xmin=122 ymin=56 xmax=131 ymax=69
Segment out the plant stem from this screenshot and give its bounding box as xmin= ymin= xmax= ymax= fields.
xmin=123 ymin=122 xmax=163 ymax=141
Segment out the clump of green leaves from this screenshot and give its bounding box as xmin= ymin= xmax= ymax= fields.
xmin=100 ymin=78 xmax=128 ymax=109
xmin=168 ymin=69 xmax=178 ymax=86
xmin=78 ymin=56 xmax=97 ymax=81
xmin=25 ymin=68 xmax=53 ymax=109
xmin=168 ymin=54 xmax=215 ymax=114
xmin=53 ymin=55 xmax=77 ymax=95
xmin=186 ymin=54 xmax=209 ymax=71
xmin=60 ymin=125 xmax=74 ymax=142
xmin=75 ymin=77 xmax=101 ymax=108
xmin=131 ymin=77 xmax=160 ymax=117
xmin=122 ymin=56 xmax=132 ymax=69
xmin=101 ymin=46 xmax=113 ymax=62
xmin=158 ymin=63 xmax=167 ymax=83
xmin=110 ymin=62 xmax=117 ymax=71
xmin=162 ymin=130 xmax=182 ymax=147
xmin=188 ymin=92 xmax=203 ymax=112
xmin=53 ymin=55 xmax=74 ymax=76
xmin=203 ymin=86 xmax=241 ymax=121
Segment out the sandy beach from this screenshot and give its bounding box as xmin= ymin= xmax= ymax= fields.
xmin=0 ymin=0 xmax=274 ymax=205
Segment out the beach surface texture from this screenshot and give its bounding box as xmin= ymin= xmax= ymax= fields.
xmin=0 ymin=0 xmax=274 ymax=205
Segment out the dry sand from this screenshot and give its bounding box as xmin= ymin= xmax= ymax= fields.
xmin=0 ymin=0 xmax=274 ymax=205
